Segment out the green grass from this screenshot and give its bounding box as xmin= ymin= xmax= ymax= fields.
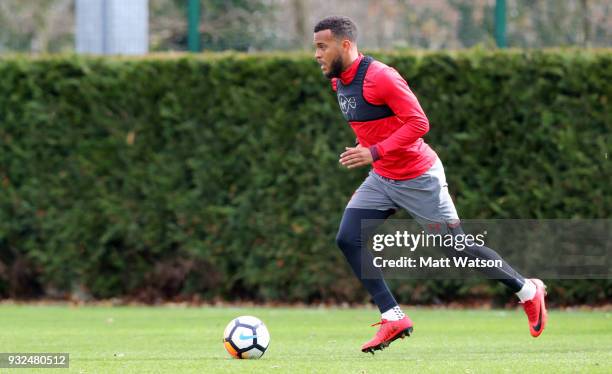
xmin=0 ymin=305 xmax=610 ymax=373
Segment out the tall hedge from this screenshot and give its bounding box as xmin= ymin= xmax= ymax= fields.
xmin=0 ymin=51 xmax=610 ymax=304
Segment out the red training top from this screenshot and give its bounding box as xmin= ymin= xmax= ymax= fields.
xmin=332 ymin=54 xmax=437 ymax=180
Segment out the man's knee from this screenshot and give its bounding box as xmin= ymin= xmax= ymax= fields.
xmin=335 ymin=229 xmax=357 ymax=251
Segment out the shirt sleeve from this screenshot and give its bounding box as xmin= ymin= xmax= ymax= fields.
xmin=369 ymin=67 xmax=430 ymax=159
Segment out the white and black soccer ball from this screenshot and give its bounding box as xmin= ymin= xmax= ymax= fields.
xmin=223 ymin=316 xmax=270 ymax=359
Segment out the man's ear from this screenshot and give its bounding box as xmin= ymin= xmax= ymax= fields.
xmin=342 ymin=39 xmax=352 ymax=51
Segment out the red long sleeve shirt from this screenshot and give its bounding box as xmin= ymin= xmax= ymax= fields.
xmin=332 ymin=54 xmax=437 ymax=180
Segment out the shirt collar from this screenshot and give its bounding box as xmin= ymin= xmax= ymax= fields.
xmin=339 ymin=53 xmax=364 ymax=85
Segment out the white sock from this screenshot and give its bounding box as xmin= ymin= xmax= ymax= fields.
xmin=516 ymin=279 xmax=536 ymax=302
xmin=381 ymin=306 xmax=405 ymax=321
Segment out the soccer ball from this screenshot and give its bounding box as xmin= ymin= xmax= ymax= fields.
xmin=223 ymin=316 xmax=270 ymax=359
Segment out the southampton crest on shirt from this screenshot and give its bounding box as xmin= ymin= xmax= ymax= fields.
xmin=338 ymin=94 xmax=357 ymax=115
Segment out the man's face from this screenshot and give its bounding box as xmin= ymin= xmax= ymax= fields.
xmin=314 ymin=29 xmax=344 ymax=79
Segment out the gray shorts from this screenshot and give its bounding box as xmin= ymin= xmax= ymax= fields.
xmin=347 ymin=158 xmax=459 ymax=225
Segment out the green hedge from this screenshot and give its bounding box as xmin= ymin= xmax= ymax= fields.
xmin=0 ymin=51 xmax=610 ymax=305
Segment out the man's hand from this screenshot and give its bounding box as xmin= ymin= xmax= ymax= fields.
xmin=339 ymin=145 xmax=374 ymax=169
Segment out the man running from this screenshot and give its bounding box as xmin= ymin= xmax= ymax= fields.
xmin=313 ymin=16 xmax=548 ymax=353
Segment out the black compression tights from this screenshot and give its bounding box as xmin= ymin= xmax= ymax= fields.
xmin=336 ymin=208 xmax=525 ymax=312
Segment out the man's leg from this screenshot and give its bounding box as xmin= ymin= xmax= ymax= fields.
xmin=337 ymin=172 xmax=413 ymax=353
xmin=336 ymin=208 xmax=398 ymax=314
xmin=384 ymin=158 xmax=547 ymax=337
xmin=445 ymin=223 xmax=525 ymax=292
xmin=442 ymin=224 xmax=547 ymax=337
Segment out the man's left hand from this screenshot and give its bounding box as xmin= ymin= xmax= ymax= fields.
xmin=339 ymin=145 xmax=373 ymax=169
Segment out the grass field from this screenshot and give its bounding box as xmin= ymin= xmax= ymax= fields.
xmin=0 ymin=304 xmax=610 ymax=373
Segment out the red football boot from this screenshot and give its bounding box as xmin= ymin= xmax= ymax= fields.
xmin=361 ymin=316 xmax=413 ymax=354
xmin=522 ymin=278 xmax=548 ymax=337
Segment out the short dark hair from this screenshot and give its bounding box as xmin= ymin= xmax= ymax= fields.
xmin=314 ymin=16 xmax=357 ymax=42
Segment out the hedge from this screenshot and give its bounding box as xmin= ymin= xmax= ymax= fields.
xmin=0 ymin=50 xmax=610 ymax=305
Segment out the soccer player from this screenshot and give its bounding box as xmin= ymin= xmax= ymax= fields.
xmin=313 ymin=16 xmax=548 ymax=353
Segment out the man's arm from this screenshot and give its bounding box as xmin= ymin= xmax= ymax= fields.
xmin=368 ymin=68 xmax=430 ymax=161
xmin=339 ymin=143 xmax=372 ymax=169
